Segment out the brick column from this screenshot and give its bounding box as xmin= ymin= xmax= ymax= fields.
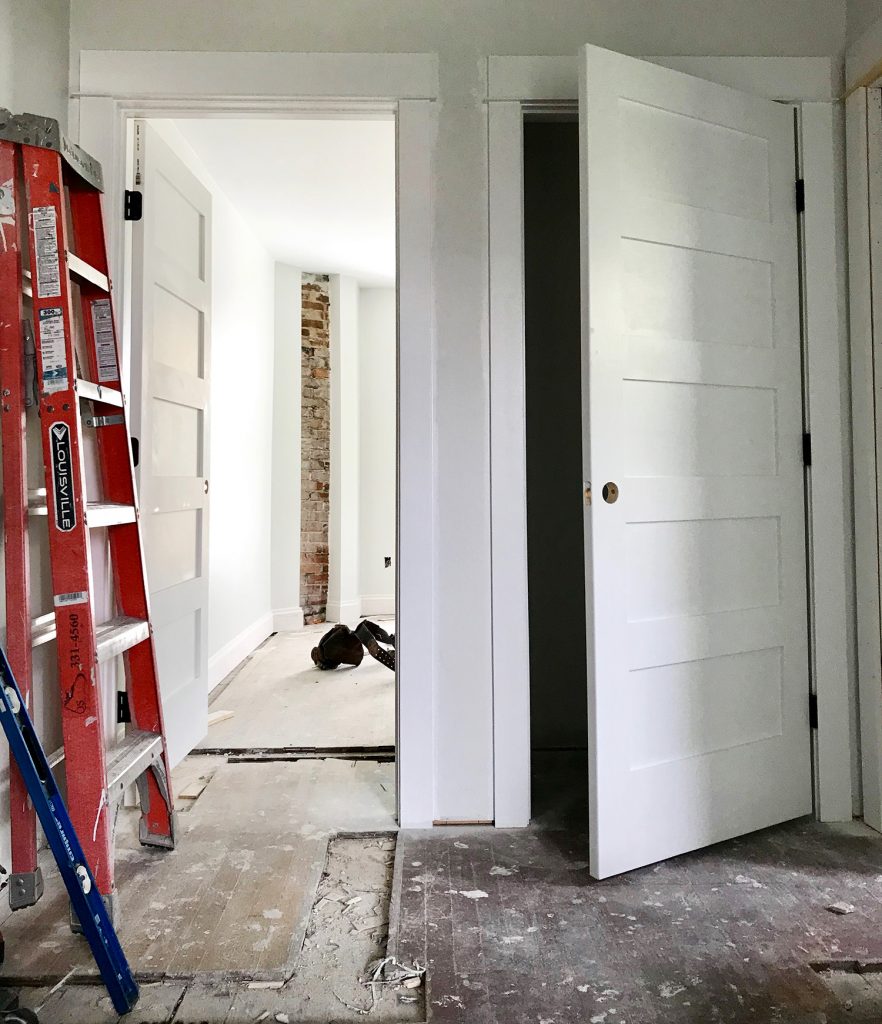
xmin=300 ymin=274 xmax=331 ymax=624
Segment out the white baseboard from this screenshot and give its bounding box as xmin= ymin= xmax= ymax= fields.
xmin=208 ymin=612 xmax=274 ymax=692
xmin=361 ymin=595 xmax=396 ymax=617
xmin=325 ymin=598 xmax=362 ymax=625
xmin=273 ymin=605 xmax=305 ymax=631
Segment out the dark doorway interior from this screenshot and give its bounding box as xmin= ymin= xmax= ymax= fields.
xmin=523 ymin=118 xmax=589 ymax=827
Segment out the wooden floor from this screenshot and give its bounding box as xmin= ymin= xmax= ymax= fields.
xmin=391 ymin=818 xmax=882 ymax=1023
xmin=198 ymin=627 xmax=396 ymax=750
xmin=0 ymin=757 xmax=396 ymax=979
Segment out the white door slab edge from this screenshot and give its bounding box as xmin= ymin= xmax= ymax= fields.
xmin=488 ymin=54 xmax=854 ymax=832
xmin=76 ymin=74 xmax=437 ymax=830
xmin=847 ymin=88 xmax=882 ymax=831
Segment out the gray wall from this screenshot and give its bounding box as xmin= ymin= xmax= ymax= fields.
xmin=847 ymin=0 xmax=882 ymax=45
xmin=2 ymin=0 xmax=70 ymax=126
xmin=524 ymin=120 xmax=588 ymax=752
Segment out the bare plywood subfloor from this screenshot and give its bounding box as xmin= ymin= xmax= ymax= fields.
xmin=0 ymin=757 xmax=396 ymax=979
xmin=198 ymin=627 xmax=395 ymax=750
xmin=392 ymin=819 xmax=882 ymax=1023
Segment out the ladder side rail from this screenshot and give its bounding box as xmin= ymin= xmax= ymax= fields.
xmin=67 ymin=182 xmax=176 ymax=847
xmin=21 ymin=144 xmax=114 ymax=896
xmin=0 ymin=140 xmax=41 ymax=905
xmin=0 ymin=644 xmax=139 ymax=1014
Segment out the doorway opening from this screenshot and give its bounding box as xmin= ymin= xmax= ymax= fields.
xmin=523 ymin=115 xmax=589 ymax=828
xmin=127 ymin=114 xmax=398 ymax=770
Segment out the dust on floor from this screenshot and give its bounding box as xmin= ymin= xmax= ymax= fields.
xmin=13 ymin=834 xmax=424 ymax=1023
xmin=198 ymin=626 xmax=395 ymax=751
xmin=0 ymin=757 xmax=395 ymax=978
xmin=391 ymin=819 xmax=882 ymax=1023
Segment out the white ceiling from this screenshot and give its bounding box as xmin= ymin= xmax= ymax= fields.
xmin=169 ymin=118 xmax=396 ymax=286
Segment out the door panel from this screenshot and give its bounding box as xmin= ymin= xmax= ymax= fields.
xmin=131 ymin=122 xmax=211 ymax=765
xmin=580 ymin=45 xmax=811 ymax=878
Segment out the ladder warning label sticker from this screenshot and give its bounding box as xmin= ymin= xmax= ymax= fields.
xmin=90 ymin=299 xmax=118 ymax=382
xmin=49 ymin=422 xmax=76 ymax=533
xmin=54 ymin=591 xmax=88 ymax=608
xmin=38 ymin=310 xmax=68 ymax=392
xmin=37 ymin=307 xmax=68 ymax=394
xmin=32 ymin=206 xmax=61 ymax=298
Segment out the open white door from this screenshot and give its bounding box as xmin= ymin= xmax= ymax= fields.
xmin=131 ymin=122 xmax=211 ymax=765
xmin=580 ymin=46 xmax=811 ymax=878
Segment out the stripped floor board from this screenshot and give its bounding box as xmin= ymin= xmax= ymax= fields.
xmin=198 ymin=626 xmax=395 ymax=751
xmin=0 ymin=757 xmax=396 ymax=979
xmin=392 ymin=820 xmax=882 ymax=1023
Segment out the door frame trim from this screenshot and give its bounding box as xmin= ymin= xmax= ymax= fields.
xmin=74 ymin=50 xmax=439 ymax=828
xmin=488 ymin=54 xmax=855 ymax=828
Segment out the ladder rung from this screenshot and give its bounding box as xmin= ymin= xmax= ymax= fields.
xmin=76 ymin=380 xmax=124 ymax=407
xmin=47 ymin=745 xmax=65 ymax=771
xmin=68 ymin=253 xmax=110 ymax=293
xmin=31 ymin=614 xmax=148 ymax=659
xmin=105 ymin=730 xmax=164 ymax=804
xmin=27 ymin=491 xmax=135 ymax=528
xmin=31 ymin=612 xmax=57 ymax=649
xmin=87 ymin=503 xmax=136 ymax=528
xmin=96 ymin=616 xmax=149 ymax=662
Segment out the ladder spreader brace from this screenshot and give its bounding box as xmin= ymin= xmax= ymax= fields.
xmin=0 ymin=111 xmax=176 ymax=920
xmin=0 ymin=643 xmax=139 ymax=1015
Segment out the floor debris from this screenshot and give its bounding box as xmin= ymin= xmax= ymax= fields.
xmin=827 ymin=901 xmax=857 ymax=915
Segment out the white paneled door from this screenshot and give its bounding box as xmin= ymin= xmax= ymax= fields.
xmin=579 ymin=46 xmax=811 ymax=878
xmin=131 ymin=122 xmax=211 ymax=765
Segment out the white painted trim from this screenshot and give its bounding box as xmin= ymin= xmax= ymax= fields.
xmin=208 ymin=612 xmax=274 ymax=692
xmin=78 ymin=50 xmax=439 ymax=101
xmin=326 ymin=599 xmax=362 ymax=625
xmin=488 ymin=54 xmax=854 ymax=829
xmin=488 ymin=101 xmax=531 ymax=828
xmin=848 ymin=88 xmax=882 ymax=831
xmin=273 ymin=606 xmax=305 ymax=632
xmin=800 ymin=102 xmax=856 ymax=822
xmin=487 ymin=55 xmax=839 ymax=103
xmin=75 ymin=52 xmax=439 ymax=829
xmin=361 ymin=595 xmax=395 ymax=616
xmin=396 ymin=100 xmax=437 ymax=828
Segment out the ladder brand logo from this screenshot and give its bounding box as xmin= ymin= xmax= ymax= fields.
xmin=50 ymin=422 xmax=76 ymax=532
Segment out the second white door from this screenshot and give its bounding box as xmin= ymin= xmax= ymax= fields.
xmin=130 ymin=121 xmax=212 ymax=765
xmin=579 ymin=46 xmax=812 ymax=878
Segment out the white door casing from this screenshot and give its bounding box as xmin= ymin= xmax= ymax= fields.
xmin=580 ymin=45 xmax=812 ymax=878
xmin=130 ymin=121 xmax=211 ymax=765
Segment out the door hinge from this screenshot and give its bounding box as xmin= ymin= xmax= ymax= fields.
xmin=802 ymin=432 xmax=812 ymax=467
xmin=124 ymin=189 xmax=143 ymax=222
xmin=796 ymin=178 xmax=806 ymax=214
xmin=808 ymin=692 xmax=819 ymax=730
xmin=117 ymin=691 xmax=131 ymax=724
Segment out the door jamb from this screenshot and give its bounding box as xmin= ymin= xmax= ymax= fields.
xmin=488 ymin=54 xmax=855 ymax=828
xmin=73 ymin=52 xmax=439 ymax=829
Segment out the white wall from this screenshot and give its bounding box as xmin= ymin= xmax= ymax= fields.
xmin=2 ymin=0 xmax=70 ymax=126
xmin=150 ymin=122 xmax=276 ymax=690
xmin=359 ymin=288 xmax=396 ymax=615
xmin=271 ymin=263 xmax=304 ymax=631
xmin=328 ymin=275 xmax=362 ymax=624
xmin=69 ymin=0 xmax=848 ymax=822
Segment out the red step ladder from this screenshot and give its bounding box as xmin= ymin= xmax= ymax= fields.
xmin=0 ymin=111 xmax=176 ymax=918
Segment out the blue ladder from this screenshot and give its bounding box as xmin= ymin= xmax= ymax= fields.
xmin=0 ymin=645 xmax=139 ymax=1015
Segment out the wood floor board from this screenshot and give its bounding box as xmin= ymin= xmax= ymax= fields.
xmin=391 ymin=820 xmax=882 ymax=1023
xmin=0 ymin=758 xmax=396 ymax=980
